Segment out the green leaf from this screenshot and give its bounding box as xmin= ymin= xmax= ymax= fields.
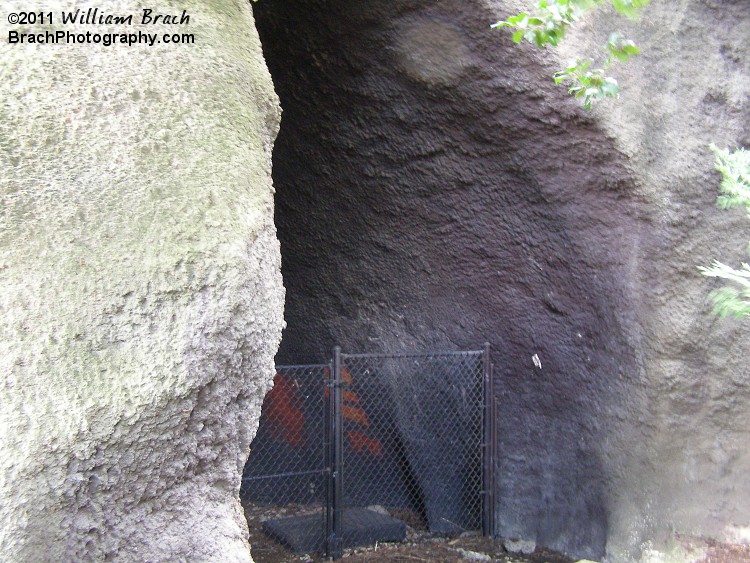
xmin=600 ymin=78 xmax=620 ymax=96
xmin=623 ymin=43 xmax=640 ymax=55
xmin=607 ymin=33 xmax=641 ymax=63
xmin=494 ymin=0 xmax=643 ymax=108
xmin=700 ymin=147 xmax=750 ymax=320
xmin=611 ymin=0 xmax=649 ymax=19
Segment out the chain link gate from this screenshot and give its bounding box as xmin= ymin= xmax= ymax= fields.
xmin=241 ymin=364 xmax=332 ymax=554
xmin=241 ymin=346 xmax=496 ymax=560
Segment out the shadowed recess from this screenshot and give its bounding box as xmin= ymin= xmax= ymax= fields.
xmin=253 ymin=0 xmax=645 ymax=558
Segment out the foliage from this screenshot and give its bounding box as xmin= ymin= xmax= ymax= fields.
xmin=698 ymin=146 xmax=750 ymax=319
xmin=494 ymin=4 xmax=748 ymax=323
xmin=492 ymin=0 xmax=648 ymax=109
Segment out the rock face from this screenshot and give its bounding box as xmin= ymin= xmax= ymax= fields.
xmin=0 ymin=1 xmax=283 ymax=561
xmin=253 ymin=0 xmax=750 ymax=560
xmin=557 ymin=2 xmax=750 ymax=560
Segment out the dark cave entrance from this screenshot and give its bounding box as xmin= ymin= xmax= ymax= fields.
xmin=250 ymin=0 xmax=641 ymax=559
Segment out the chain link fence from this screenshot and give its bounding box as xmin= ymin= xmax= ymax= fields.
xmin=241 ymin=364 xmax=331 ymax=554
xmin=241 ymin=347 xmax=495 ymax=560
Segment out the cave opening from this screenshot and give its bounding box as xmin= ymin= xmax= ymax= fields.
xmin=250 ymin=0 xmax=642 ymax=559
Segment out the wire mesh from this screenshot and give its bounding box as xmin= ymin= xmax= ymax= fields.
xmin=338 ymin=351 xmax=485 ymax=535
xmin=240 ymin=364 xmax=330 ymax=555
xmin=241 ymin=350 xmax=489 ymax=560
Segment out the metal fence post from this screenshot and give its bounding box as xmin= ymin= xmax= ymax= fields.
xmin=481 ymin=342 xmax=496 ymax=538
xmin=328 ymin=346 xmax=344 ymax=559
xmin=489 ymin=361 xmax=497 ymax=537
xmin=324 ymin=359 xmax=334 ymax=559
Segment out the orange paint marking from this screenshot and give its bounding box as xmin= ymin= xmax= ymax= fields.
xmin=265 ymin=372 xmax=305 ymax=447
xmin=322 ymin=367 xmax=384 ymax=457
xmin=343 ymin=390 xmax=360 ymax=404
xmin=342 ymin=404 xmax=370 ymax=427
xmin=347 ymin=430 xmax=384 ymax=457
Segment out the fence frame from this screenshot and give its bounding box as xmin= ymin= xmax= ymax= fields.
xmin=243 ymin=345 xmax=496 ymax=560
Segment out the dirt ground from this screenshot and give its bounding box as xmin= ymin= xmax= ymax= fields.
xmin=243 ymin=502 xmax=750 ymax=563
xmin=329 ymin=536 xmax=573 ymax=563
xmin=243 ymin=502 xmax=571 ymax=563
xmin=691 ymin=538 xmax=750 ymax=563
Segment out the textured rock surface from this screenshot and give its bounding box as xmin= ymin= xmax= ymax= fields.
xmin=555 ymin=2 xmax=750 ymax=560
xmin=253 ymin=0 xmax=750 ymax=560
xmin=0 ymin=1 xmax=283 ymax=560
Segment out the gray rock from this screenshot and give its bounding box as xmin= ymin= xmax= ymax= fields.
xmin=457 ymin=547 xmax=493 ymax=561
xmin=0 ymin=1 xmax=283 ymax=560
xmin=503 ymin=538 xmax=537 ymax=555
xmin=367 ymin=505 xmax=392 ymax=516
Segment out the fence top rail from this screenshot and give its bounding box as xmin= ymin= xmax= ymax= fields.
xmin=340 ymin=349 xmax=484 ymax=360
xmin=275 ymin=363 xmax=330 ymax=370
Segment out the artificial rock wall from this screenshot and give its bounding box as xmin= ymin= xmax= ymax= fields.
xmin=254 ymin=0 xmax=750 ymax=560
xmin=0 ymin=1 xmax=283 ymax=560
xmin=558 ymin=1 xmax=750 ymax=559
